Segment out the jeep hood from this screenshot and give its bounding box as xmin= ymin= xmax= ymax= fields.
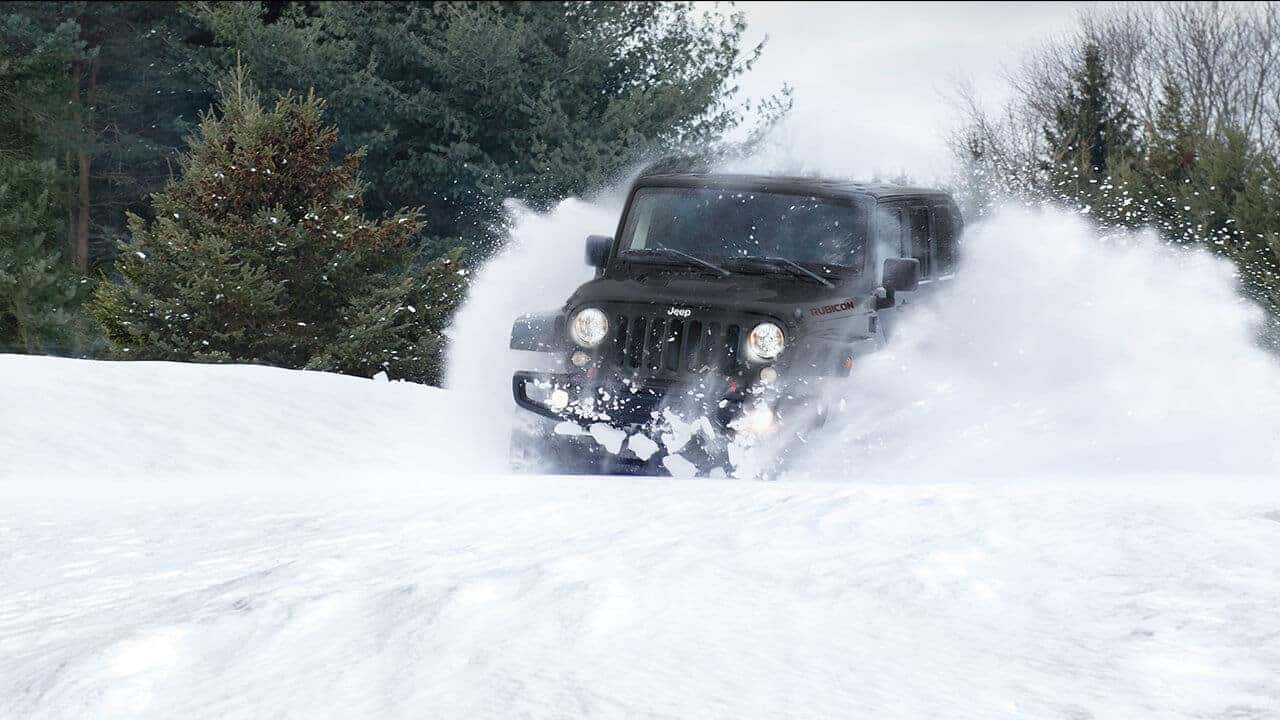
xmin=565 ymin=271 xmax=872 ymax=319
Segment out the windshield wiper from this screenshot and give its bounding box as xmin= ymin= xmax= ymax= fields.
xmin=728 ymin=256 xmax=833 ymax=288
xmin=623 ymin=247 xmax=730 ymax=277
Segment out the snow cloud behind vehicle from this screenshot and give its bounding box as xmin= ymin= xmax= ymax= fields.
xmin=793 ymin=205 xmax=1280 ymax=479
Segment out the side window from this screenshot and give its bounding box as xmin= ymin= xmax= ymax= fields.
xmin=875 ymin=207 xmax=907 ymax=257
xmin=932 ymin=206 xmax=955 ymax=275
xmin=908 ymin=206 xmax=931 ymax=278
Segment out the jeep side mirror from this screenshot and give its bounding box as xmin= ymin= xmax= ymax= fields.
xmin=585 ymin=235 xmax=613 ymax=268
xmin=882 ymin=257 xmax=920 ymax=293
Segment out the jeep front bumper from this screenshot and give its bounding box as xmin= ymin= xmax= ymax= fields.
xmin=512 ymin=369 xmax=761 ymax=432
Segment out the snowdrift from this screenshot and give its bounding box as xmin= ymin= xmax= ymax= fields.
xmin=3 ymin=354 xmax=1280 ymax=718
xmin=1 ymin=354 xmax=451 ymax=491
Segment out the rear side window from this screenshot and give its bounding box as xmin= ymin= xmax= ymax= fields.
xmin=875 ymin=207 xmax=907 ymax=256
xmin=932 ymin=206 xmax=956 ymax=274
xmin=908 ymin=207 xmax=931 ymax=278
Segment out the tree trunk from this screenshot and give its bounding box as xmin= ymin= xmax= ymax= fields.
xmin=67 ymin=61 xmax=80 ymax=267
xmin=71 ymin=60 xmax=98 ymax=271
xmin=75 ymin=151 xmax=91 ymax=270
xmin=66 ymin=150 xmax=76 ymax=256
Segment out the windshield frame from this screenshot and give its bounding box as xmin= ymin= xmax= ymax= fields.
xmin=613 ymin=182 xmax=871 ymax=278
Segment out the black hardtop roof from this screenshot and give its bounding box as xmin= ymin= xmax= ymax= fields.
xmin=633 ymin=172 xmax=952 ymax=202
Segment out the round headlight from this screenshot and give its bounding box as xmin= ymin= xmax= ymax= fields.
xmin=547 ymin=388 xmax=570 ymax=412
xmin=746 ymin=322 xmax=785 ymax=362
xmin=569 ymin=308 xmax=609 ymax=348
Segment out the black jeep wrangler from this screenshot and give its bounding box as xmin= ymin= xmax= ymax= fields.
xmin=510 ymin=173 xmax=961 ymax=474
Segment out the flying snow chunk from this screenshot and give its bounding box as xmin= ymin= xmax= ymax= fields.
xmin=553 ymin=421 xmax=586 ymax=437
xmin=588 ymin=423 xmax=626 ymax=454
xmin=662 ymin=453 xmax=697 ymax=478
xmin=627 ymin=433 xmax=659 ymax=461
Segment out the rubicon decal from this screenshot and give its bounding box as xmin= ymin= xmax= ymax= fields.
xmin=809 ymin=299 xmax=857 ymax=316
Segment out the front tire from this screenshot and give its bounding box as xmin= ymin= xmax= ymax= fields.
xmin=509 ymin=418 xmax=666 ymax=475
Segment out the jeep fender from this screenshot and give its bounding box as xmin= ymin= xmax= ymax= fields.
xmin=510 ymin=312 xmax=565 ymax=353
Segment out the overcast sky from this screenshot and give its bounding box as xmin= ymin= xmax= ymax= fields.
xmin=725 ymin=1 xmax=1095 ymax=182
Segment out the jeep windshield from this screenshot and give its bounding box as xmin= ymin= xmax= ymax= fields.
xmin=618 ymin=186 xmax=868 ymax=275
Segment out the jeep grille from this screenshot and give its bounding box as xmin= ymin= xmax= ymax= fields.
xmin=610 ymin=313 xmax=741 ymax=378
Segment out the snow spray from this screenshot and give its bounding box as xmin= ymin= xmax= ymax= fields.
xmin=443 ymin=198 xmax=623 ymax=472
xmin=447 ymin=160 xmax=1280 ymax=480
xmin=789 ymin=205 xmax=1280 ymax=479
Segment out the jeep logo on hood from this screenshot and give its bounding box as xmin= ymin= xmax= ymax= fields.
xmin=667 ymin=306 xmax=692 ymax=318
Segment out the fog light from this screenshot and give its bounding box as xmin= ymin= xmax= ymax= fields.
xmin=570 ymin=351 xmax=591 ymax=368
xmin=759 ymin=366 xmax=778 ymax=385
xmin=744 ymin=403 xmax=775 ymax=434
xmin=547 ymin=388 xmax=570 ymax=412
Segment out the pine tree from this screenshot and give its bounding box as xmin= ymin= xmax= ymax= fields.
xmin=1146 ymin=78 xmax=1197 ymax=187
xmin=197 ymin=1 xmax=781 ymax=261
xmin=89 ymin=66 xmax=467 ymax=384
xmin=306 ymin=247 xmax=466 ymax=382
xmin=0 ymin=13 xmax=95 ymax=354
xmin=0 ymin=161 xmax=95 ymax=354
xmin=9 ymin=2 xmax=215 ymax=270
xmin=1219 ymin=142 xmax=1280 ymax=351
xmin=948 ymin=9 xmax=1280 ymax=353
xmin=1124 ymin=78 xmax=1202 ymax=241
xmin=0 ymin=12 xmax=76 ymax=163
xmin=1042 ymin=42 xmax=1138 ymax=219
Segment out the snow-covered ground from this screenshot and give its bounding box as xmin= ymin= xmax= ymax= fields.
xmin=3 ymin=354 xmax=1280 ymax=719
xmin=5 ymin=200 xmax=1280 ymax=718
xmin=1 ymin=354 xmax=451 ymax=489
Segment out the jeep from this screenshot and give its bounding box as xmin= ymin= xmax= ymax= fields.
xmin=509 ymin=172 xmax=962 ymax=474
